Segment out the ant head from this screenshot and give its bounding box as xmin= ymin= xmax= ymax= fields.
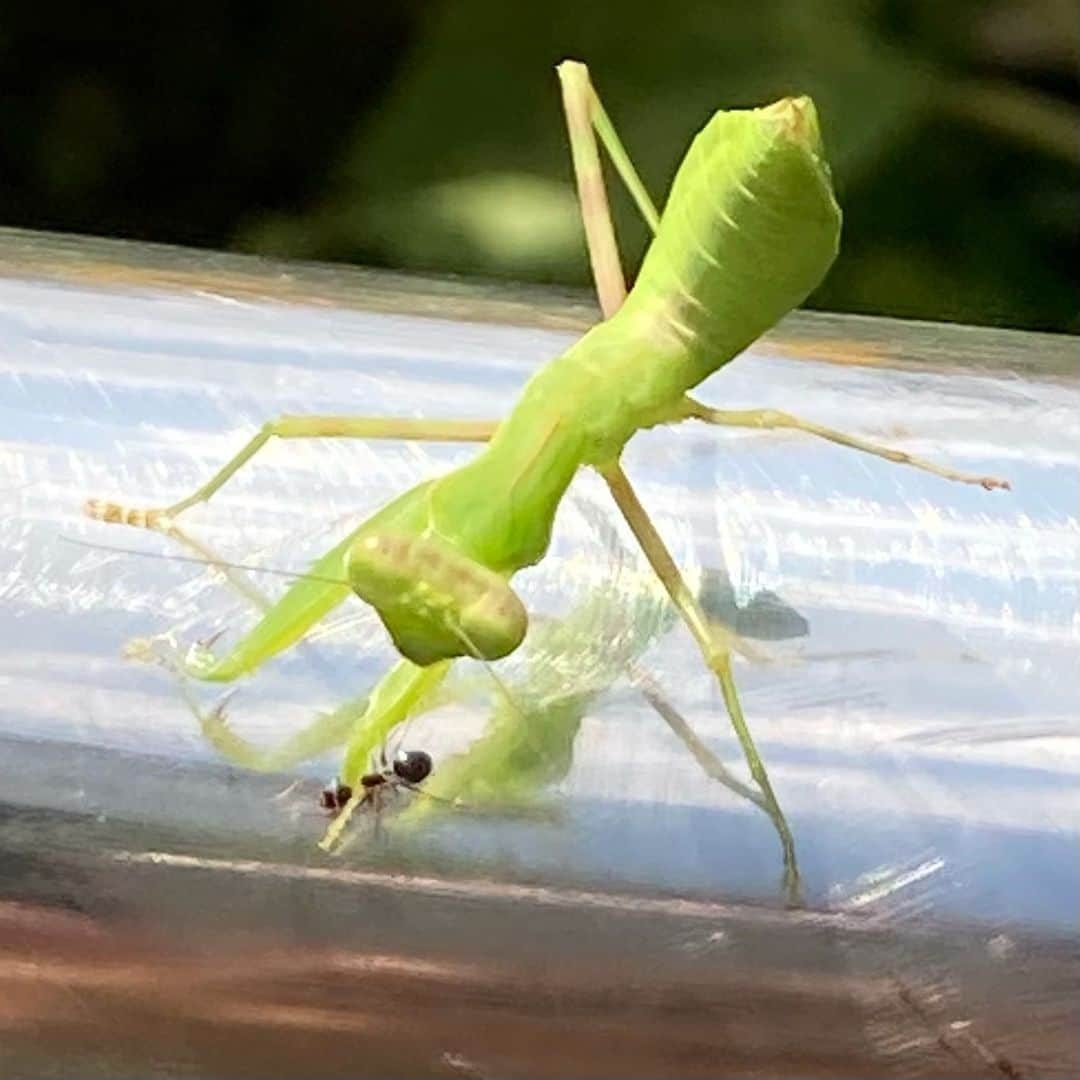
xmin=392 ymin=749 xmax=432 ymax=785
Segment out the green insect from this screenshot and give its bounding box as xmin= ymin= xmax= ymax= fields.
xmin=86 ymin=61 xmax=1007 ymax=893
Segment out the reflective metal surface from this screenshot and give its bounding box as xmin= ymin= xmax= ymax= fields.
xmin=1 ymin=228 xmax=1077 ymax=1078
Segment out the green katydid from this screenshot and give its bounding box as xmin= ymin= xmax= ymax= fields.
xmin=85 ymin=61 xmax=1008 ymax=894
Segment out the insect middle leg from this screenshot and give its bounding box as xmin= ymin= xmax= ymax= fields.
xmin=87 ymin=415 xmax=500 ymax=682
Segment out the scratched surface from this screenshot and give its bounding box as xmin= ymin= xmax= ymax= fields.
xmin=0 ymin=229 xmax=1077 ymax=1079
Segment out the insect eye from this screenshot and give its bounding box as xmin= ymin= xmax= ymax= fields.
xmin=393 ymin=750 xmax=432 ymax=784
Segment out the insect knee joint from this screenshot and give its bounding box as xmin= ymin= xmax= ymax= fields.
xmin=756 ymin=409 xmax=790 ymax=428
xmin=704 ymin=643 xmax=732 ymax=672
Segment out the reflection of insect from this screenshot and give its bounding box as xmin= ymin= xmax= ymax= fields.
xmin=85 ymin=62 xmax=1008 ymax=897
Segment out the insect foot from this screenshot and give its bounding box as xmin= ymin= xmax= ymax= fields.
xmin=84 ymin=498 xmax=174 ymax=531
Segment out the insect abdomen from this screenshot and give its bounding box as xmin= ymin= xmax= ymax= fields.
xmin=623 ymin=96 xmax=841 ymax=385
xmin=492 ymin=97 xmax=842 ymax=469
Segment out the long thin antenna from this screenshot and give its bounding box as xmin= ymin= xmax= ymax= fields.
xmin=61 ymin=535 xmax=351 ymax=588
xmin=448 ymin=618 xmax=545 ymax=759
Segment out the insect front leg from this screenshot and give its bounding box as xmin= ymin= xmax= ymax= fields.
xmin=85 ymin=414 xmax=497 ymax=529
xmin=89 ymin=415 xmax=503 ymax=684
xmin=160 ymin=529 xmax=451 ymax=792
xmin=320 ymin=659 xmax=452 ymax=852
xmin=171 ymin=526 xmax=362 ymax=682
xmin=677 ymin=397 xmax=1011 ymax=490
xmin=188 ymin=689 xmax=369 ymax=773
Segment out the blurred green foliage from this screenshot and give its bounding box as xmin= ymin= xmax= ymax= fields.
xmin=2 ymin=0 xmax=1075 ymax=330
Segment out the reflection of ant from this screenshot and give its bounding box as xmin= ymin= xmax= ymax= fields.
xmin=320 ymin=748 xmax=434 ymax=816
xmin=892 ymin=974 xmax=1024 ymax=1079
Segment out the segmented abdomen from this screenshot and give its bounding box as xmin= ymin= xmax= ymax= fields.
xmin=623 ymin=96 xmax=841 ymax=383
xmin=495 ymin=96 xmax=843 ymax=475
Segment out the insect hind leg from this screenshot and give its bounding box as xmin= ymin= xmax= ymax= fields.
xmin=599 ymin=460 xmax=801 ymax=905
xmin=679 ymin=398 xmax=1010 ymax=490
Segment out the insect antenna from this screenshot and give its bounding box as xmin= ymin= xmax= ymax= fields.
xmin=447 ymin=620 xmax=519 ymax=709
xmin=397 ymin=782 xmax=464 ymax=810
xmin=60 ymin=535 xmax=352 ymax=588
xmin=384 ymin=702 xmax=418 ymax=764
xmin=66 ymin=531 xmax=364 ymax=735
xmin=446 ymin=617 xmax=545 ymax=761
xmin=380 ymin=705 xmax=422 ymax=781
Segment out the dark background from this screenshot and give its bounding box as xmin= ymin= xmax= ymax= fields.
xmin=2 ymin=0 xmax=1077 ymax=331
